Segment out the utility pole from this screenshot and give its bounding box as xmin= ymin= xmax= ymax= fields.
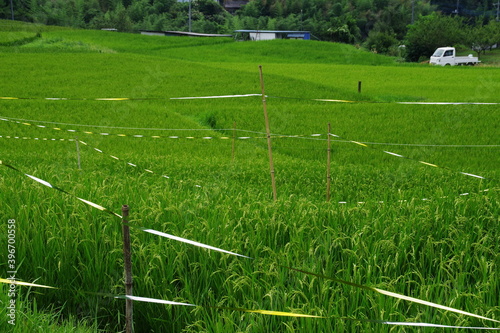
xmin=300 ymin=9 xmax=303 ymax=30
xmin=453 ymin=0 xmax=459 ymax=14
xmin=495 ymin=1 xmax=500 ymax=22
xmin=411 ymin=0 xmax=415 ymax=24
xmin=188 ymin=0 xmax=192 ymax=32
xmin=10 ymin=0 xmax=14 ymax=20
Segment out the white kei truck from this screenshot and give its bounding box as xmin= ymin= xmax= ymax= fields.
xmin=429 ymin=47 xmax=480 ymax=66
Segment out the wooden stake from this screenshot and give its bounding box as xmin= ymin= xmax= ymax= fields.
xmin=232 ymin=121 xmax=236 ymax=163
xmin=122 ymin=205 xmax=134 ymax=333
xmin=259 ymin=65 xmax=277 ymax=201
xmin=75 ymin=137 xmax=81 ymax=170
xmin=358 ymin=81 xmax=362 ymax=93
xmin=326 ymin=123 xmax=332 ymax=202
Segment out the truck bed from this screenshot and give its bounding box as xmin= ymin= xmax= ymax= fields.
xmin=455 ymin=56 xmax=479 ymax=64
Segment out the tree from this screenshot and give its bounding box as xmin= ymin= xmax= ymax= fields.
xmin=327 ymin=14 xmax=361 ymax=43
xmin=364 ymin=30 xmax=398 ymax=54
xmin=469 ymin=19 xmax=500 ymax=56
xmin=113 ymin=4 xmax=132 ymax=31
xmin=0 ymin=0 xmax=32 ymax=21
xmin=128 ymin=0 xmax=150 ymax=22
xmin=0 ymin=0 xmax=11 ymax=19
xmin=83 ymin=0 xmax=101 ymax=24
xmin=404 ymin=12 xmax=466 ymax=62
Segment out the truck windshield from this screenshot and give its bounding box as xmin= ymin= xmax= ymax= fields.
xmin=432 ymin=49 xmax=444 ymax=57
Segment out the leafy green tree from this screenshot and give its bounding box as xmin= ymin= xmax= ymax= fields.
xmin=364 ymin=30 xmax=398 ymax=53
xmin=469 ymin=19 xmax=500 ymax=56
xmin=327 ymin=14 xmax=361 ymax=43
xmin=238 ymin=0 xmax=263 ymax=18
xmin=98 ymin=0 xmax=113 ymax=12
xmin=153 ymin=0 xmax=176 ymax=13
xmin=112 ymin=3 xmax=133 ymax=31
xmin=128 ymin=0 xmax=150 ymax=22
xmin=1 ymin=0 xmax=33 ymax=21
xmin=404 ymin=12 xmax=466 ymax=62
xmin=83 ymin=0 xmax=101 ymax=24
xmin=0 ymin=0 xmax=10 ymax=19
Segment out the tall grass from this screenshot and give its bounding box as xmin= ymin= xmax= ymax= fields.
xmin=0 ymin=21 xmax=499 ymax=331
xmin=0 ymin=285 xmax=98 ymax=332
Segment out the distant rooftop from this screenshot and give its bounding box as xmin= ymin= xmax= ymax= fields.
xmin=140 ymin=30 xmax=232 ymax=37
xmin=224 ymin=0 xmax=249 ymax=13
xmin=234 ymin=30 xmax=310 ymax=34
xmin=234 ymin=30 xmax=311 ymax=41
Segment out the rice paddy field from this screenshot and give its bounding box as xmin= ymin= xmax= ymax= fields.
xmin=0 ymin=20 xmax=499 ymax=332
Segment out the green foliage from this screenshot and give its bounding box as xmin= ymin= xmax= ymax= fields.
xmin=470 ymin=19 xmax=500 ymax=57
xmin=2 ymin=0 xmax=499 ymax=60
xmin=0 ymin=31 xmax=38 ymax=45
xmin=364 ymin=30 xmax=398 ymax=54
xmin=405 ymin=13 xmax=467 ymax=62
xmin=235 ymin=0 xmax=428 ymax=43
xmin=327 ymin=14 xmax=361 ymax=44
xmin=0 ymin=285 xmax=98 ymax=332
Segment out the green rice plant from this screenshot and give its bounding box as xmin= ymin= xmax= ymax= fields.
xmin=0 ymin=285 xmax=99 ymax=332
xmin=0 ymin=20 xmax=498 ymax=332
xmin=19 ymin=37 xmax=116 ymax=53
xmin=0 ymin=31 xmax=38 ymax=46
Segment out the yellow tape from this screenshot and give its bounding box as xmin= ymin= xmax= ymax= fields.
xmin=1 ymin=94 xmax=500 ymax=105
xmin=330 ymin=132 xmax=491 ymax=181
xmin=1 ymin=115 xmax=320 ymax=140
xmin=3 ymin=278 xmax=498 ymax=329
xmin=78 ymin=140 xmax=175 ymax=183
xmin=313 ymin=99 xmax=354 ymax=103
xmin=1 ymin=278 xmax=320 ymax=318
xmin=95 ymin=98 xmax=130 ymax=101
xmin=283 ymin=266 xmax=500 ymax=324
xmin=0 ymin=278 xmax=55 ymax=289
xmin=241 ymin=309 xmax=323 ymax=318
xmin=419 ymin=161 xmax=438 ymax=168
xmin=0 ymin=135 xmax=74 ymax=141
xmin=352 ymin=141 xmax=368 ymax=147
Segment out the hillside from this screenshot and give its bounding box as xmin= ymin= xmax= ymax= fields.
xmin=3 ymin=0 xmax=499 ymax=64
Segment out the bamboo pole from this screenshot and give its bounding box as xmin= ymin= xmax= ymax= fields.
xmin=122 ymin=205 xmax=134 ymax=333
xmin=232 ymin=121 xmax=236 ymax=163
xmin=259 ymin=65 xmax=277 ymax=201
xmin=75 ymin=137 xmax=81 ymax=170
xmin=326 ymin=123 xmax=332 ymax=202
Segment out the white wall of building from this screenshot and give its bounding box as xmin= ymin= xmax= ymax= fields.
xmin=249 ymin=32 xmax=276 ymax=41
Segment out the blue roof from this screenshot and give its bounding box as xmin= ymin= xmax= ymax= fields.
xmin=234 ymin=30 xmax=310 ymax=33
xmin=287 ymin=34 xmax=308 ymax=38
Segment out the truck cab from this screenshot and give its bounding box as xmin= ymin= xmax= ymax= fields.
xmin=430 ymin=47 xmax=456 ymax=66
xmin=429 ymin=47 xmax=479 ymax=66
